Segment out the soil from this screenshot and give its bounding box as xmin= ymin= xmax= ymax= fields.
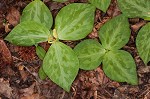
xmin=0 ymin=0 xmax=150 ymax=99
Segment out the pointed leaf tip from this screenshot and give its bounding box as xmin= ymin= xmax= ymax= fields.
xmin=103 ymin=50 xmax=138 ymax=85
xmin=55 ymin=3 xmax=96 ymax=40
xmin=5 ymin=21 xmax=50 ymax=46
xmin=43 ymin=42 xmax=79 ymax=92
xmin=21 ymin=0 xmax=53 ymax=29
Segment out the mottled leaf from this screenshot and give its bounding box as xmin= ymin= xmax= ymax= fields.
xmin=103 ymin=50 xmax=138 ymax=85
xmin=36 ymin=45 xmax=46 ymax=60
xmin=38 ymin=67 xmax=47 ymax=80
xmin=5 ymin=21 xmax=51 ymax=46
xmin=88 ymin=0 xmax=111 ymax=12
xmin=43 ymin=42 xmax=79 ymax=92
xmin=55 ymin=3 xmax=95 ymax=40
xmin=53 ymin=0 xmax=68 ymax=2
xmin=74 ymin=39 xmax=106 ymax=70
xmin=99 ymin=15 xmax=130 ymax=50
xmin=136 ymin=23 xmax=150 ymax=65
xmin=118 ymin=0 xmax=150 ymax=20
xmin=21 ymin=0 xmax=53 ymax=29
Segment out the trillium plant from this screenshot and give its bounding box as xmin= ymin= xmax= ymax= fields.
xmin=4 ymin=0 xmax=150 ymax=92
xmin=5 ymin=0 xmax=96 ymax=92
xmin=74 ymin=15 xmax=138 ymax=85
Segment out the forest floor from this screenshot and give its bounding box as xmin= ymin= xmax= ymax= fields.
xmin=0 ymin=0 xmax=150 ymax=99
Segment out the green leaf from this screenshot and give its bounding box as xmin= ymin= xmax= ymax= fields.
xmin=53 ymin=0 xmax=68 ymax=2
xmin=5 ymin=21 xmax=51 ymax=46
xmin=55 ymin=3 xmax=96 ymax=40
xmin=74 ymin=39 xmax=106 ymax=70
xmin=136 ymin=23 xmax=150 ymax=65
xmin=118 ymin=0 xmax=150 ymax=20
xmin=36 ymin=45 xmax=46 ymax=60
xmin=103 ymin=50 xmax=138 ymax=85
xmin=36 ymin=45 xmax=47 ymax=80
xmin=21 ymin=0 xmax=53 ymax=29
xmin=43 ymin=42 xmax=79 ymax=92
xmin=88 ymin=0 xmax=111 ymax=12
xmin=98 ymin=15 xmax=130 ymax=50
xmin=38 ymin=67 xmax=47 ymax=80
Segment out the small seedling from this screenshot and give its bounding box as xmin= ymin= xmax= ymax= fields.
xmin=74 ymin=15 xmax=138 ymax=85
xmin=5 ymin=0 xmax=96 ymax=92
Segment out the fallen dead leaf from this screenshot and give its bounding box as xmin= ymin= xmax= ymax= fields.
xmin=113 ymin=89 xmax=128 ymax=99
xmin=21 ymin=93 xmax=40 ymax=99
xmin=6 ymin=7 xmax=20 ymax=26
xmin=107 ymin=81 xmax=120 ymax=88
xmin=117 ymin=86 xmax=127 ymax=93
xmin=131 ymin=20 xmax=147 ymax=32
xmin=17 ymin=46 xmax=37 ymax=62
xmin=129 ymin=18 xmax=140 ymax=24
xmin=107 ymin=0 xmax=121 ymax=17
xmin=0 ymin=39 xmax=12 ymax=65
xmin=19 ymin=83 xmax=35 ymax=98
xmin=88 ymin=28 xmax=98 ymax=39
xmin=95 ymin=17 xmax=111 ymax=30
xmin=0 ymin=10 xmax=4 ymax=28
xmin=128 ymin=86 xmax=139 ymax=94
xmin=94 ymin=9 xmax=102 ymax=23
xmin=19 ymin=66 xmax=28 ymax=81
xmin=138 ymin=66 xmax=150 ymax=74
xmin=4 ymin=23 xmax=12 ymax=33
xmin=50 ymin=2 xmax=65 ymax=10
xmin=0 ymin=78 xmax=13 ymax=98
xmin=95 ymin=67 xmax=110 ymax=85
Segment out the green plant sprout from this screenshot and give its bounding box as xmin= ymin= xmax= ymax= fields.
xmin=74 ymin=15 xmax=138 ymax=85
xmin=5 ymin=0 xmax=96 ymax=92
